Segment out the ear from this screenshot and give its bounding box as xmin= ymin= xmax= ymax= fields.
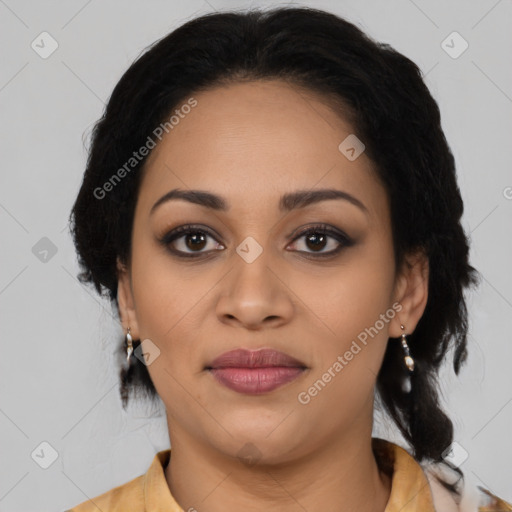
xmin=389 ymin=248 xmax=429 ymax=338
xmin=116 ymin=256 xmax=140 ymax=339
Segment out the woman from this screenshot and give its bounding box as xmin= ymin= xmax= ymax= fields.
xmin=66 ymin=6 xmax=511 ymax=511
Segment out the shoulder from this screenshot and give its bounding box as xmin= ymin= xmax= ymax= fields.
xmin=423 ymin=461 xmax=512 ymax=512
xmin=372 ymin=437 xmax=511 ymax=512
xmin=64 ymin=472 xmax=145 ymax=511
xmin=64 ymin=449 xmax=173 ymax=511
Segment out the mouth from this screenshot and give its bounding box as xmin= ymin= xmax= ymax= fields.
xmin=205 ymin=348 xmax=308 ymax=395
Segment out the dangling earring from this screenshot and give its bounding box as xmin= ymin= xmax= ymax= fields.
xmin=400 ymin=324 xmax=414 ymax=372
xmin=126 ymin=327 xmax=133 ymax=363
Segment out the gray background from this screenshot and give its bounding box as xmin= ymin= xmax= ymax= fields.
xmin=0 ymin=0 xmax=511 ymax=510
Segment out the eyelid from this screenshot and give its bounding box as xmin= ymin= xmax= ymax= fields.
xmin=289 ymin=223 xmax=350 ymax=242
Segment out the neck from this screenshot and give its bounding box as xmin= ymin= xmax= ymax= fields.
xmin=164 ymin=422 xmax=391 ymax=512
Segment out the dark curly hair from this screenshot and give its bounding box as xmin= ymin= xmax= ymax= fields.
xmin=69 ymin=5 xmax=480 ymax=496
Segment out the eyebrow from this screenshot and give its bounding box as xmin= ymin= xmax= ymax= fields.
xmin=150 ymin=188 xmax=369 ymax=216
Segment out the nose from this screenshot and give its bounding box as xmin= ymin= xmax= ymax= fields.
xmin=215 ymin=251 xmax=295 ymax=330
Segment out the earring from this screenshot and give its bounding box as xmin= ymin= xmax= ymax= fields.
xmin=125 ymin=327 xmax=133 ymax=363
xmin=400 ymin=324 xmax=414 ymax=372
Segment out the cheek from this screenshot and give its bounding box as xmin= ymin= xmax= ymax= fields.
xmin=294 ymin=251 xmax=395 ymax=339
xmin=292 ymin=249 xmax=396 ymax=394
xmin=129 ymin=251 xmax=204 ymax=410
xmin=130 ymin=243 xmax=199 ymax=356
xmin=296 ymin=269 xmax=394 ymax=418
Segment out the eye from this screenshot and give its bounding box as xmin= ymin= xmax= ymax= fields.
xmin=287 ymin=224 xmax=353 ymax=258
xmin=158 ymin=224 xmax=225 ymax=258
xmin=158 ymin=223 xmax=353 ymax=259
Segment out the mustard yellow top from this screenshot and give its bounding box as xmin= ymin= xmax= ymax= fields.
xmin=66 ymin=438 xmax=511 ymax=512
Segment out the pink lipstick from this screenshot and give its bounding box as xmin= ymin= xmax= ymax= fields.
xmin=206 ymin=348 xmax=307 ymax=395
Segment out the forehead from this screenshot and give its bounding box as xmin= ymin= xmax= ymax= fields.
xmin=137 ymin=80 xmax=387 ymax=220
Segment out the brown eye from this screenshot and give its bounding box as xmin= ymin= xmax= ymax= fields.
xmin=288 ymin=224 xmax=354 ymax=258
xmin=184 ymin=231 xmax=207 ymax=251
xmin=159 ymin=223 xmax=353 ymax=260
xmin=304 ymin=232 xmax=328 ymax=252
xmin=159 ymin=225 xmax=224 ymax=258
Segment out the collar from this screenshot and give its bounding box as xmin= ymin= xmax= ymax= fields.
xmin=143 ymin=438 xmax=436 ymax=511
xmin=144 ymin=449 xmax=182 ymax=512
xmin=372 ymin=437 xmax=436 ymax=511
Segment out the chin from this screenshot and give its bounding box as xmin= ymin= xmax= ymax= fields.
xmin=211 ymin=423 xmax=306 ymax=466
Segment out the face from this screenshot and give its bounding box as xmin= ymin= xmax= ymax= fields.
xmin=117 ymin=80 xmax=428 ymax=464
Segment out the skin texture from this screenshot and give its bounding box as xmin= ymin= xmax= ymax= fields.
xmin=117 ymin=80 xmax=429 ymax=512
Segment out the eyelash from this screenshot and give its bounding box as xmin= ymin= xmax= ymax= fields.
xmin=158 ymin=223 xmax=354 ymax=260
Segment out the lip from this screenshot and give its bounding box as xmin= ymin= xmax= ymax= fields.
xmin=207 ymin=348 xmax=306 ymax=369
xmin=205 ymin=348 xmax=307 ymax=395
